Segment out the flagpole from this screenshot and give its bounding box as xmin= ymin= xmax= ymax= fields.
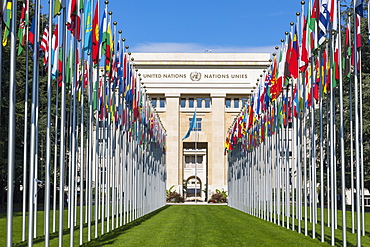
xmin=22 ymin=0 xmax=30 ymax=240
xmin=79 ymin=2 xmax=86 ymax=244
xmin=58 ymin=1 xmax=68 ymax=245
xmin=353 ymin=11 xmax=361 ymax=247
xmin=6 ymin=0 xmax=17 ymax=246
xmin=336 ymin=1 xmax=347 ymax=244
xmin=28 ymin=0 xmax=40 ymax=245
xmin=44 ymin=0 xmax=53 ymax=245
xmin=52 ymin=13 xmax=61 ymax=234
xmin=359 ymin=48 xmax=365 ymax=238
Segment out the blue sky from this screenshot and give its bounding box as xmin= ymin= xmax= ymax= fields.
xmin=37 ymin=0 xmax=305 ymax=53
xmin=106 ymin=0 xmax=304 ymax=53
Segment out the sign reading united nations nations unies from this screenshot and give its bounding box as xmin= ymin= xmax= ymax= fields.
xmin=141 ymin=69 xmax=248 ymax=83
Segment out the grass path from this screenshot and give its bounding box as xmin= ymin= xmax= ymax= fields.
xmin=85 ymin=205 xmax=331 ymax=247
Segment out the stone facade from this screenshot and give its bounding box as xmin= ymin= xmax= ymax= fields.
xmin=133 ymin=53 xmax=270 ymax=201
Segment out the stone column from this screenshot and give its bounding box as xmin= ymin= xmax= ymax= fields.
xmin=210 ymin=93 xmax=226 ymax=192
xmin=164 ymin=93 xmax=181 ymax=191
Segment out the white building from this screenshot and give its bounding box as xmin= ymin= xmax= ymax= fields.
xmin=133 ymin=53 xmax=270 ymax=201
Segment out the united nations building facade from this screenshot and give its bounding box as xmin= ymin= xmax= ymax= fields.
xmin=134 ymin=53 xmax=270 ymax=202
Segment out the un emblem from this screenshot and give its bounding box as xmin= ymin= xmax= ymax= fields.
xmin=190 ymin=72 xmax=201 ymax=81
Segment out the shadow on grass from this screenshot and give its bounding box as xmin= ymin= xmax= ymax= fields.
xmin=81 ymin=205 xmax=170 ymax=247
xmin=271 ymin=217 xmax=358 ymax=247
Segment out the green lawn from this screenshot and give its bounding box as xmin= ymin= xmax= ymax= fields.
xmin=1 ymin=205 xmax=369 ymax=246
xmin=84 ymin=205 xmax=332 ymax=247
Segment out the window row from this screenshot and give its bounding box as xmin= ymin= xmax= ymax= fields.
xmin=180 ymin=98 xmax=211 ymax=108
xmin=152 ymin=97 xmax=166 ymax=108
xmin=225 ymin=98 xmax=247 ymax=109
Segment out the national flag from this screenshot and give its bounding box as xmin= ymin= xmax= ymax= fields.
xmin=284 ymin=33 xmax=293 ymax=79
xmin=84 ymin=0 xmax=93 ymax=52
xmin=67 ymin=0 xmax=77 ymax=31
xmin=54 ymin=0 xmax=62 ymax=17
xmin=332 ymin=35 xmax=339 ymax=88
xmin=277 ymin=46 xmax=285 ymax=96
xmin=103 ymin=20 xmax=113 ymax=70
xmin=28 ymin=16 xmax=35 ymax=45
xmin=308 ymin=0 xmax=319 ymax=52
xmin=300 ymin=15 xmax=309 ymax=71
xmin=99 ymin=7 xmax=108 ymax=60
xmin=92 ymin=1 xmax=99 ymax=64
xmin=355 ymin=0 xmax=363 ymax=17
xmin=67 ymin=0 xmax=81 ymax=38
xmin=356 ymin=14 xmax=361 ymax=49
xmin=342 ymin=24 xmax=351 ymax=79
xmin=182 ymin=110 xmax=197 ymax=140
xmin=40 ymin=26 xmax=49 ymax=67
xmin=51 ymin=24 xmax=59 ymax=79
xmin=318 ymin=0 xmax=330 ymax=45
xmin=17 ymin=0 xmax=28 ymax=55
xmin=2 ymin=0 xmax=11 ymax=46
xmin=288 ymin=25 xmax=299 ymax=79
xmin=330 ymin=0 xmax=338 ymax=31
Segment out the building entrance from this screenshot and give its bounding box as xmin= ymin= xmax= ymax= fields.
xmin=183 ymin=142 xmax=208 ymax=202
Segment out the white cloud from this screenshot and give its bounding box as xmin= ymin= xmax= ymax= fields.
xmin=131 ymin=42 xmax=275 ymax=54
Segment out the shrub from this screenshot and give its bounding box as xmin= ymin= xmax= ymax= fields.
xmin=166 ymin=185 xmax=184 ymax=203
xmin=209 ymin=189 xmax=228 ymax=203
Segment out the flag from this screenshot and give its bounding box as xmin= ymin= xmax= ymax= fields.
xmin=104 ymin=21 xmax=113 ymax=70
xmin=54 ymin=0 xmax=62 ymax=17
xmin=84 ymin=0 xmax=93 ymax=51
xmin=67 ymin=0 xmax=81 ymax=38
xmin=284 ymin=33 xmax=293 ymax=79
xmin=356 ymin=14 xmax=362 ymax=49
xmin=332 ymin=35 xmax=339 ymax=88
xmin=92 ymin=1 xmax=99 ymax=64
xmin=17 ymin=0 xmax=28 ymax=55
xmin=67 ymin=0 xmax=77 ymax=31
xmin=99 ymin=7 xmax=108 ymax=60
xmin=343 ymin=23 xmax=351 ymax=78
xmin=51 ymin=24 xmax=59 ymax=79
xmin=28 ymin=16 xmax=35 ymax=45
xmin=330 ymin=0 xmax=338 ymax=31
xmin=40 ymin=26 xmax=49 ymax=67
xmin=300 ymin=16 xmax=309 ymax=71
xmin=355 ymin=0 xmax=363 ymax=17
xmin=2 ymin=0 xmax=11 ymax=46
xmin=289 ymin=25 xmax=299 ymax=78
xmin=182 ymin=110 xmax=197 ymax=140
xmin=318 ymin=0 xmax=330 ymax=45
xmin=308 ymin=0 xmax=319 ymax=52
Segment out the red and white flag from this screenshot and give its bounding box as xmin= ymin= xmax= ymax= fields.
xmin=40 ymin=26 xmax=49 ymax=67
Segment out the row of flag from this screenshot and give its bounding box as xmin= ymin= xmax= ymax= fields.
xmin=227 ymin=1 xmax=367 ymax=246
xmin=1 ymin=0 xmax=166 ymax=151
xmin=225 ymin=0 xmax=365 ymax=153
xmin=3 ymin=0 xmax=167 ymax=246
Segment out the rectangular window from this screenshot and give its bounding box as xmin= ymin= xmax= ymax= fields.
xmin=180 ymin=98 xmax=186 ymax=108
xmin=189 ymin=98 xmax=194 ymax=108
xmin=197 ymin=98 xmax=202 ymax=108
xmin=205 ymin=98 xmax=211 ymax=108
xmin=160 ymin=98 xmax=166 ymax=108
xmin=152 ymin=99 xmax=157 ymax=108
xmin=185 ymin=156 xmax=195 ymax=164
xmin=242 ymin=98 xmax=247 ymax=107
xmin=225 ymin=98 xmax=231 ymax=108
xmin=234 ymin=98 xmax=239 ymax=108
xmin=189 ymin=118 xmax=202 ymax=131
